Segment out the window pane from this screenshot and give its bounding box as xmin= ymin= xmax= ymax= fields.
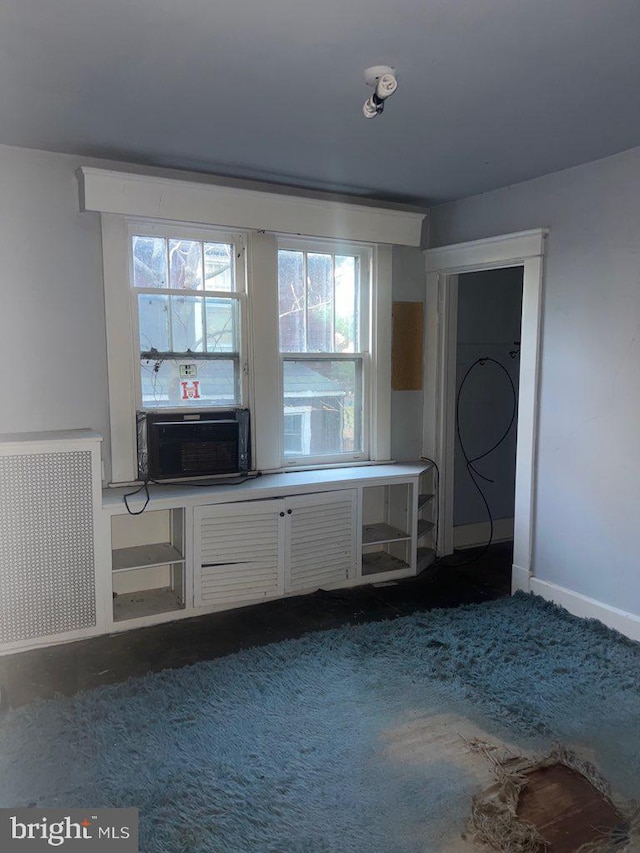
xmin=138 ymin=293 xmax=170 ymax=352
xmin=334 ymin=255 xmax=358 ymax=352
xmin=283 ymin=413 xmax=306 ymax=455
xmin=282 ymin=359 xmax=361 ymax=456
xmin=140 ymin=357 xmax=239 ymax=408
xmin=132 ymin=236 xmax=167 ymax=288
xmin=204 ymin=243 xmax=235 ymax=291
xmin=171 ymin=295 xmax=204 ymax=353
xmin=168 ymin=239 xmax=203 ymax=290
xmin=205 ymin=298 xmax=237 ymax=353
xmin=278 ymin=250 xmax=305 ymax=352
xmin=307 ymin=253 xmax=333 ymax=352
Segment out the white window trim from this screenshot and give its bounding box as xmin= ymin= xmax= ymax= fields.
xmin=127 ymin=219 xmax=248 ymax=413
xmin=102 ymin=215 xmax=250 ymax=484
xmin=93 ymin=173 xmax=395 ymax=483
xmin=247 ymin=235 xmax=392 ymax=474
xmin=80 ymin=167 xmax=425 ymax=247
xmin=277 ymin=236 xmax=371 ymax=467
xmin=283 ymin=408 xmax=312 ymax=456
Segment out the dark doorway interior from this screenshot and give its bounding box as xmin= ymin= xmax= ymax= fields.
xmin=454 ymin=267 xmax=524 ymax=552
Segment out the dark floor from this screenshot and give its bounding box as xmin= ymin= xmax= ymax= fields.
xmin=0 ymin=542 xmax=512 ymax=709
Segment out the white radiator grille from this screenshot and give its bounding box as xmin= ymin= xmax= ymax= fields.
xmin=0 ymin=450 xmax=96 ymax=643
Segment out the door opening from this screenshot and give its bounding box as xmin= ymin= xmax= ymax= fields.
xmin=453 ymin=267 xmax=524 ymax=555
xmin=422 ymin=229 xmax=546 ymax=594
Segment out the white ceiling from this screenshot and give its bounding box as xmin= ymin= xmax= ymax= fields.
xmin=1 ymin=0 xmax=639 ymax=205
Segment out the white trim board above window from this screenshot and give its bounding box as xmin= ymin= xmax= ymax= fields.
xmin=78 ymin=167 xmax=425 ymax=246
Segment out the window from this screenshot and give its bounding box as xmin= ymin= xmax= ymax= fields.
xmin=94 ymin=171 xmax=398 ymax=482
xmin=283 ymin=410 xmax=310 ymax=455
xmin=129 ymin=223 xmax=246 ymax=411
xmin=278 ymin=240 xmax=371 ymax=464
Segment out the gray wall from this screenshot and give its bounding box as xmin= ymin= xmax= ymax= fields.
xmin=391 ymin=245 xmax=425 ymax=461
xmin=455 ymin=268 xmax=522 ymax=526
xmin=429 ymin=145 xmax=640 ymax=618
xmin=0 ymin=145 xmax=110 ymax=467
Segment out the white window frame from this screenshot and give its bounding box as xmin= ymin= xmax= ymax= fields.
xmin=91 ymin=170 xmax=401 ymax=483
xmin=277 ymin=237 xmax=372 ymax=466
xmin=283 ymin=408 xmax=312 ymax=456
xmin=127 ymin=219 xmax=248 ymax=413
xmin=101 ymin=214 xmax=249 ymax=484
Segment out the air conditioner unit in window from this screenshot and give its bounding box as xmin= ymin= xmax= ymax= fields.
xmin=137 ymin=409 xmax=250 ymax=481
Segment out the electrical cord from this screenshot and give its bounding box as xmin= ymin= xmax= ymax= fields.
xmin=123 ymin=480 xmax=150 ymax=515
xmin=152 ymin=472 xmax=261 ymax=488
xmin=437 ymin=356 xmax=517 ymax=568
xmin=123 ymin=472 xmax=261 ymax=514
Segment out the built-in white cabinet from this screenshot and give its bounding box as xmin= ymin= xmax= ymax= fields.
xmin=194 ymin=490 xmax=357 ymax=609
xmin=101 ymin=462 xmax=434 ymax=636
xmin=0 ymin=434 xmax=435 ymax=653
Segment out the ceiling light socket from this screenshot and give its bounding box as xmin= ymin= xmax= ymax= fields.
xmin=363 ymin=66 xmax=396 ymax=88
xmin=362 ymin=65 xmax=398 ymax=119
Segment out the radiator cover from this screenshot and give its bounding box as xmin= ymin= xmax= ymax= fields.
xmin=0 ymin=449 xmax=97 ymax=644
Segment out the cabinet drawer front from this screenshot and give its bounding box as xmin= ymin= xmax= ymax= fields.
xmin=195 ymin=502 xmax=283 ymax=607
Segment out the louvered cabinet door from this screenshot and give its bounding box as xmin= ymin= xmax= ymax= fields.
xmin=285 ymin=489 xmax=357 ymax=594
xmin=194 ymin=500 xmax=285 ymax=608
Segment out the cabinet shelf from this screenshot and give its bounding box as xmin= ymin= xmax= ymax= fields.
xmin=113 ymin=587 xmax=184 ymax=622
xmin=418 ymin=493 xmax=434 ymax=510
xmin=417 ymin=519 xmax=435 ymax=539
xmin=112 ymin=542 xmax=185 ymax=572
xmin=362 ymin=551 xmax=410 ymax=576
xmin=417 ymin=547 xmax=436 ymax=572
xmin=362 ymin=522 xmax=410 ymax=546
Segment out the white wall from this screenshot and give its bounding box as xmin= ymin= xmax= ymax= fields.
xmin=429 ymin=145 xmax=640 ymax=619
xmin=391 ymin=245 xmax=425 ymax=461
xmin=0 ymin=144 xmax=110 ymax=469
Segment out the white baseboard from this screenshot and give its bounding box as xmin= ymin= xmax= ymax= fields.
xmin=454 ymin=517 xmax=514 ymax=549
xmin=511 ymin=564 xmax=531 ymax=594
xmin=530 ymin=578 xmax=640 ymax=644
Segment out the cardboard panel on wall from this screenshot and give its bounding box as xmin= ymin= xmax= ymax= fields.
xmin=392 ymin=301 xmax=423 ymax=390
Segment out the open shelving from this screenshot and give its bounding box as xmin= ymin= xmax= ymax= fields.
xmin=110 ymin=508 xmax=186 ymax=623
xmin=361 ymin=482 xmax=412 ymax=577
xmin=416 ymin=468 xmax=436 ymax=572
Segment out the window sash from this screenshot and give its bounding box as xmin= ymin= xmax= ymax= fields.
xmin=281 ymin=354 xmax=368 ymax=465
xmin=135 ymin=290 xmax=242 ymax=356
xmin=127 ymin=219 xmax=247 ymax=412
xmin=277 ymin=237 xmax=371 ymax=465
xmin=140 ymin=354 xmax=241 ymax=409
xmin=277 ymin=238 xmax=370 ymax=355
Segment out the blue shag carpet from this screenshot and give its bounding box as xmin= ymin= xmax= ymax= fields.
xmin=1 ymin=592 xmax=640 ymax=852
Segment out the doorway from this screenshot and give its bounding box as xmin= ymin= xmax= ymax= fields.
xmin=422 ymin=229 xmax=546 ymax=594
xmin=453 ymin=267 xmax=523 ymax=552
